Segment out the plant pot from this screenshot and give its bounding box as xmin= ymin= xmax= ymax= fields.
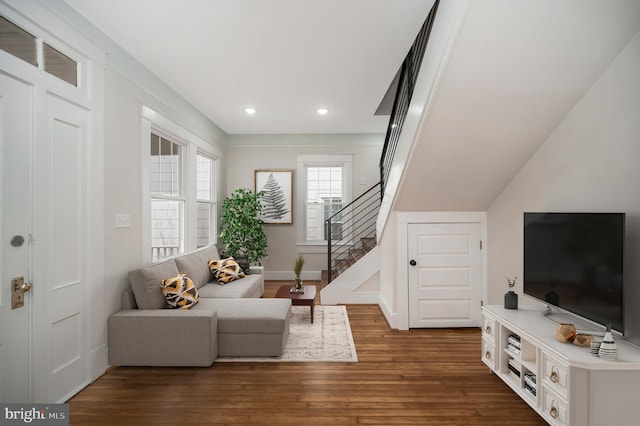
xmin=235 ymin=254 xmax=250 ymax=275
xmin=294 ymin=278 xmax=303 ymax=291
xmin=504 ymin=290 xmax=518 ymax=309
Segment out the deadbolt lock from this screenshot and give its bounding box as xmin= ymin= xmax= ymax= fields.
xmin=11 ymin=276 xmax=31 ymax=310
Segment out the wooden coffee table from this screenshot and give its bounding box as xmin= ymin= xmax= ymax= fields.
xmin=275 ymin=284 xmax=316 ymax=323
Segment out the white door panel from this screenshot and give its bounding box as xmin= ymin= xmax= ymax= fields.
xmin=34 ymin=94 xmax=90 ymax=402
xmin=409 ymin=223 xmax=482 ymax=328
xmin=0 ymin=73 xmax=34 ymax=402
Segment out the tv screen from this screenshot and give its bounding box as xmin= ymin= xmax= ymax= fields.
xmin=524 ymin=212 xmax=624 ymax=333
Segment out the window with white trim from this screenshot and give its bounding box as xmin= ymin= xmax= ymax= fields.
xmin=150 ymin=132 xmax=184 ymax=261
xmin=298 ymin=155 xmax=352 ymax=245
xmin=306 ymin=166 xmax=344 ymax=241
xmin=196 ymin=152 xmax=216 ymax=248
xmin=144 ymin=106 xmax=222 ymax=263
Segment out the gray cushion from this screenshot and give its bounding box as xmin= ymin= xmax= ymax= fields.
xmin=174 ymin=245 xmax=220 ymax=288
xmin=197 ymin=274 xmax=262 ymax=298
xmin=128 ymin=259 xmax=178 ymax=309
xmin=195 ymin=298 xmax=291 ymax=334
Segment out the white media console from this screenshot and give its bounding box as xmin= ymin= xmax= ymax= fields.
xmin=482 ymin=305 xmax=640 ymax=426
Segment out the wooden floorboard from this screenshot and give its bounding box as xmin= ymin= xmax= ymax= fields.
xmin=68 ymin=281 xmax=546 ymax=425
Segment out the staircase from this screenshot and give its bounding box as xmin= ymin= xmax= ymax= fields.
xmin=322 ymin=2 xmax=439 ymax=292
xmin=323 ymin=182 xmax=381 ymax=285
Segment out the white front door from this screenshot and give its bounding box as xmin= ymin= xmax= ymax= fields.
xmin=0 ymin=75 xmax=93 ymax=403
xmin=0 ymin=73 xmax=34 ymax=402
xmin=408 ymin=223 xmax=482 ymax=328
xmin=32 ymin=94 xmax=91 ymax=402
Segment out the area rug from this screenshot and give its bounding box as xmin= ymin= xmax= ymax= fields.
xmin=216 ymin=305 xmax=358 ymax=362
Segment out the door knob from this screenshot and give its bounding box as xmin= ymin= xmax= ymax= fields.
xmin=409 ymin=259 xmax=417 ymax=266
xmin=11 ymin=276 xmax=31 ymax=310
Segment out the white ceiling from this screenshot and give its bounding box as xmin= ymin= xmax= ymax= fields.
xmin=394 ymin=0 xmax=640 ymax=211
xmin=64 ymin=0 xmax=435 ymax=134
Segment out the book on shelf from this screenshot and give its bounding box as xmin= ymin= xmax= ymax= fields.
xmin=508 ymin=334 xmax=521 ymax=349
xmin=508 ymin=359 xmax=521 ymax=379
xmin=524 ymin=383 xmax=537 ymax=398
xmin=507 ymin=343 xmax=521 ymax=355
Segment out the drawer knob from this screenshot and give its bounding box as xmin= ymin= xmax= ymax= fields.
xmin=550 ymin=367 xmax=558 ymax=383
xmin=485 ymin=325 xmax=492 ymax=334
xmin=549 ymin=401 xmax=558 ymax=419
xmin=485 ymin=351 xmax=491 ymax=360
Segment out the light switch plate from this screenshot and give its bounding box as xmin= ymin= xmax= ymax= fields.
xmin=115 ymin=213 xmax=131 ymax=228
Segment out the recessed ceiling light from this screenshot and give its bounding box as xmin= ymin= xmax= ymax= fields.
xmin=244 ymin=107 xmax=256 ymax=115
xmin=317 ymin=108 xmax=329 ymax=115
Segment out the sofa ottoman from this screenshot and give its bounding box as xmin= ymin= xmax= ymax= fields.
xmin=195 ymin=298 xmax=291 ymax=357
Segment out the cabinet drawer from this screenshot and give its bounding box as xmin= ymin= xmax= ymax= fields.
xmin=542 ymin=386 xmax=568 ymax=426
xmin=482 ymin=339 xmax=496 ymax=370
xmin=542 ymin=353 xmax=568 ymax=398
xmin=482 ymin=316 xmax=496 ymax=342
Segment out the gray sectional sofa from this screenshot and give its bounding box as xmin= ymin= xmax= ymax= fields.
xmin=108 ymin=245 xmax=291 ymax=367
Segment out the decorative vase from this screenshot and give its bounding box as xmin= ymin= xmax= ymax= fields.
xmin=598 ymin=324 xmax=619 ymax=360
xmin=294 ymin=278 xmax=303 ymax=292
xmin=573 ymin=334 xmax=594 ymax=347
xmin=556 ymin=323 xmax=577 ymax=343
xmin=504 ymin=291 xmax=518 ymax=309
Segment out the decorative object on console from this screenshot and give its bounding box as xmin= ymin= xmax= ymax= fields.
xmin=590 ymin=339 xmax=602 ymax=356
xmin=556 ymin=323 xmax=577 ymax=343
xmin=573 ymin=334 xmax=594 ymax=347
xmin=504 ymin=276 xmax=518 ymax=309
xmin=598 ymin=324 xmax=619 ymax=360
xmin=292 ymin=254 xmax=305 ymax=293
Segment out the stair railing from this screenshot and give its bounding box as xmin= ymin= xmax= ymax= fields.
xmin=325 ymin=1 xmax=439 ymax=283
xmin=326 ymin=181 xmax=381 ymax=283
xmin=379 ymin=0 xmax=439 ymax=195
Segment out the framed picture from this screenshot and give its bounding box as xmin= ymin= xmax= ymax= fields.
xmin=254 ymin=169 xmax=293 ymax=224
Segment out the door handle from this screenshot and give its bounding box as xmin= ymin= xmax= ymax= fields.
xmin=409 ymin=259 xmax=417 ymax=266
xmin=11 ymin=276 xmax=31 ymax=310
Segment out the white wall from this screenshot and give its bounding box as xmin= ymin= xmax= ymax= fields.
xmin=487 ymin=30 xmax=640 ymax=344
xmin=226 ymin=134 xmax=382 ymax=279
xmin=103 ymin=67 xmax=227 ymax=318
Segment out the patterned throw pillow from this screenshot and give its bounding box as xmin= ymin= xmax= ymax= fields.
xmin=208 ymin=257 xmax=246 ymax=284
xmin=160 ymin=273 xmax=199 ymax=309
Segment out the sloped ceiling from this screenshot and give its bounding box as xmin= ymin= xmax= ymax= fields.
xmin=394 ymin=0 xmax=640 ymax=211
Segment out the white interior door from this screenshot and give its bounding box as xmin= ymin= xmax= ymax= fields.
xmin=0 ymin=73 xmax=34 ymax=402
xmin=408 ymin=222 xmax=482 ymax=328
xmin=32 ymin=94 xmax=91 ymax=402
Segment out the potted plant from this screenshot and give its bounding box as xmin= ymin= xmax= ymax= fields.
xmin=293 ymin=255 xmax=304 ymax=292
xmin=219 ymin=188 xmax=268 ymax=272
xmin=504 ymin=276 xmax=518 ymax=309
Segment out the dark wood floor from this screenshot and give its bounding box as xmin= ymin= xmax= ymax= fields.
xmin=68 ymin=281 xmax=546 ymax=425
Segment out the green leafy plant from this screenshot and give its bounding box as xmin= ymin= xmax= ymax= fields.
xmin=219 ymin=188 xmax=267 ymax=264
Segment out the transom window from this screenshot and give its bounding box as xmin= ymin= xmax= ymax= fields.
xmin=0 ymin=16 xmax=79 ymax=87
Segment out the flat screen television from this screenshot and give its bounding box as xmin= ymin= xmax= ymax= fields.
xmin=523 ymin=212 xmax=625 ymax=333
